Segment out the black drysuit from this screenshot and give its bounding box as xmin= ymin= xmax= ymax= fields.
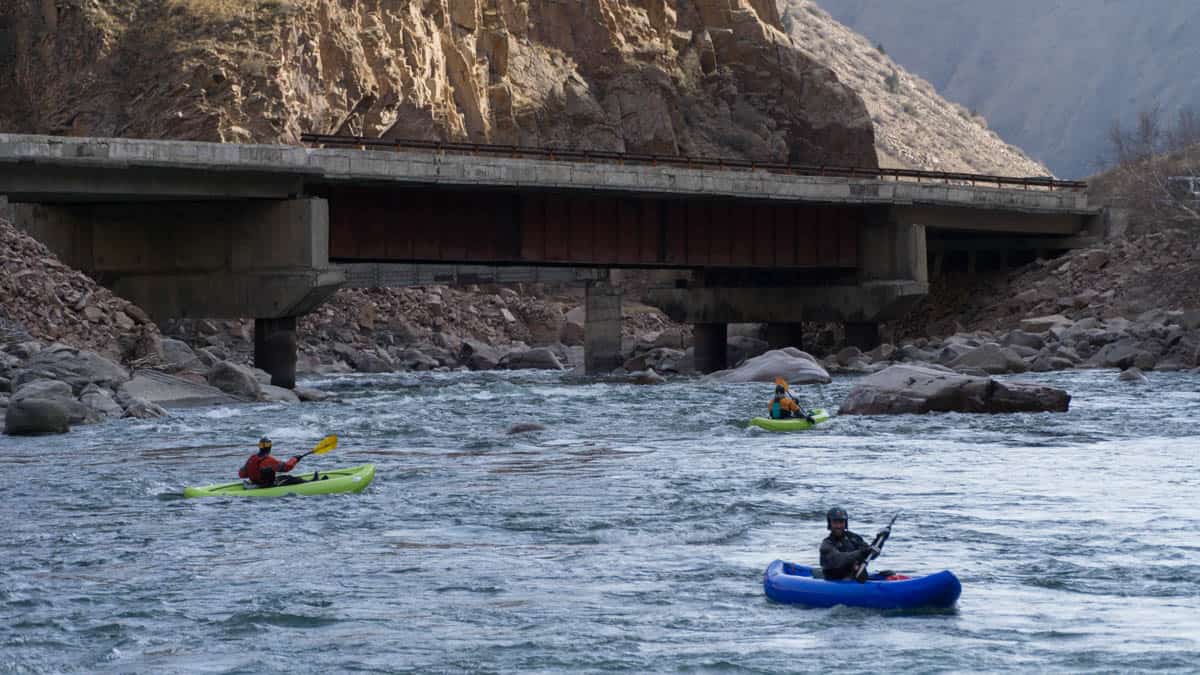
xmin=819 ymin=530 xmax=870 ymax=580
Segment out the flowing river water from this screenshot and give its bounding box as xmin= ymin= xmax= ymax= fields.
xmin=2 ymin=369 xmax=1199 ymax=673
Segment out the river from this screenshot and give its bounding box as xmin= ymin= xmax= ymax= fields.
xmin=2 ymin=369 xmax=1198 ymax=673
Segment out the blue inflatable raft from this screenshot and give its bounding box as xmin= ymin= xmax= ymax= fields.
xmin=763 ymin=560 xmax=961 ymax=610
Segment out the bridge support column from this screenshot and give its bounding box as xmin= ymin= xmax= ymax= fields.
xmin=254 ymin=316 xmax=298 ymax=389
xmin=765 ymin=322 xmax=804 ymax=350
xmin=584 ymin=279 xmax=622 ymax=374
xmin=845 ymin=322 xmax=880 ymax=351
xmin=693 ymin=323 xmax=728 ymax=374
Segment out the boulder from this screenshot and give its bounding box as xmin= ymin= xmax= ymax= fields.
xmin=120 ymin=370 xmax=239 ymax=408
xmin=294 ymin=386 xmax=332 ymax=402
xmin=936 ymin=343 xmax=972 ymax=365
xmin=838 ymin=364 xmax=1070 ymax=415
xmin=259 ymin=384 xmax=302 ymax=404
xmin=707 ymin=348 xmax=831 ymax=384
xmin=1118 ymin=367 xmax=1148 ymax=383
xmin=395 ymin=348 xmax=442 ymax=371
xmin=161 ymin=338 xmax=202 ymax=373
xmin=205 ymin=361 xmax=262 ymax=400
xmin=500 ymin=347 xmax=565 ymax=370
xmin=460 ymin=339 xmax=502 ymax=370
xmin=120 ymin=397 xmax=169 ymax=419
xmin=630 ymin=369 xmax=667 ymax=385
xmin=4 ymin=397 xmax=70 ymax=435
xmin=333 ymin=344 xmax=394 ymax=373
xmin=1002 ymin=330 xmax=1046 ymax=351
xmin=728 ymin=336 xmax=769 ymax=367
xmin=836 ymin=346 xmax=863 ymax=366
xmin=79 ymin=383 xmax=124 ymax=418
xmin=1029 ymin=354 xmax=1076 ymax=372
xmin=12 ymin=379 xmax=98 ymax=424
xmin=865 ymin=343 xmax=896 ymax=362
xmin=643 ymin=347 xmax=688 ymax=374
xmin=12 ymin=343 xmax=130 ymax=394
xmin=1020 ymin=314 xmax=1073 ymax=333
xmin=1086 ymin=340 xmax=1147 ymax=370
xmin=948 ymin=343 xmax=1029 ymax=374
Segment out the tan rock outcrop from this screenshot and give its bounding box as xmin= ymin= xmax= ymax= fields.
xmin=0 ymin=0 xmax=875 ymax=167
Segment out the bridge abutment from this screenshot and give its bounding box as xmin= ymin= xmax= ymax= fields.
xmin=8 ymin=197 xmax=344 ymax=387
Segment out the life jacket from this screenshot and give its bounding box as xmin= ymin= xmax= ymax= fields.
xmin=239 ymin=452 xmax=295 ymax=486
xmin=769 ymin=396 xmax=800 ymax=419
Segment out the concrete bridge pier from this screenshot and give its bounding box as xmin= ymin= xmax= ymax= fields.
xmin=765 ymin=322 xmax=805 ymax=350
xmin=584 ymin=278 xmax=623 ymax=374
xmin=693 ymin=323 xmax=729 ymax=373
xmin=254 ymin=317 xmax=298 ymax=388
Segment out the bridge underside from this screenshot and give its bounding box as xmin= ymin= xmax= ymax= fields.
xmin=324 ymin=187 xmax=862 ymax=270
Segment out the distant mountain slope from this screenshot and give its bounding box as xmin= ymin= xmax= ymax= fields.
xmin=780 ymin=1 xmax=1049 ymax=177
xmin=814 ymin=0 xmax=1200 ymax=178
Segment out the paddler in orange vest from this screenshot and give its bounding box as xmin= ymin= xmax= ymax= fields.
xmin=768 ymin=377 xmax=815 ymax=423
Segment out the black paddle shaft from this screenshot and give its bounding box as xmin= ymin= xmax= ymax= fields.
xmin=867 ymin=513 xmax=900 ymax=561
xmin=852 ymin=513 xmax=900 ymax=583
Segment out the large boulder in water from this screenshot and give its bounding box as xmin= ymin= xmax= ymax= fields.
xmin=4 ymin=397 xmax=70 ymax=434
xmin=11 ymin=379 xmax=99 ymax=424
xmin=838 ymin=364 xmax=1070 ymax=415
xmin=707 ymin=348 xmax=831 ymax=384
xmin=205 ymin=360 xmax=262 ymax=400
xmin=500 ymin=347 xmax=564 ymax=370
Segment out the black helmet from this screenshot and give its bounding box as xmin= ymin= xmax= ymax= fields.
xmin=258 ymin=437 xmax=273 ymax=452
xmin=826 ymin=506 xmax=848 ymax=529
xmin=774 ymin=384 xmax=786 ymax=395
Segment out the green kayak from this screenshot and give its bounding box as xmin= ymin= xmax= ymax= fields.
xmin=183 ymin=464 xmax=375 ymax=498
xmin=748 ymin=408 xmax=831 ymax=432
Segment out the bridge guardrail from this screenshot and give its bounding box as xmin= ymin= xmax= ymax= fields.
xmin=300 ymin=133 xmax=1088 ymax=192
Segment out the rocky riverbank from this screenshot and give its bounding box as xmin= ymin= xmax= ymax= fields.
xmin=4 ymin=209 xmax=1199 ymax=435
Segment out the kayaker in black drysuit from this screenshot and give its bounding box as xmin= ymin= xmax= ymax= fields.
xmin=819 ymin=506 xmax=878 ymax=580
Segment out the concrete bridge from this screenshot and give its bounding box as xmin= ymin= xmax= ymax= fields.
xmin=0 ymin=133 xmax=1100 ymax=385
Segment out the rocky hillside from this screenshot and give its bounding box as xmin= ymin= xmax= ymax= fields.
xmin=0 ymin=0 xmax=1051 ymax=175
xmin=0 ymin=0 xmax=875 ymax=166
xmin=0 ymin=216 xmax=162 ymax=365
xmin=780 ymin=0 xmax=1049 ymax=177
xmin=815 ymin=0 xmax=1200 ymax=178
xmin=889 ymin=228 xmax=1200 ymax=342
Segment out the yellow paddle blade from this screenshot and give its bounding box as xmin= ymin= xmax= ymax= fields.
xmin=311 ymin=435 xmax=338 ymax=455
xmin=774 ymin=376 xmax=789 ymax=389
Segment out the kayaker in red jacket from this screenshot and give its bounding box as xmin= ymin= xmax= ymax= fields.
xmin=239 ymin=437 xmax=302 ymax=487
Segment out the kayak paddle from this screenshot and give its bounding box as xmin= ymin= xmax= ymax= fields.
xmin=854 ymin=513 xmax=900 ymax=582
xmin=296 ymin=434 xmax=338 ymax=461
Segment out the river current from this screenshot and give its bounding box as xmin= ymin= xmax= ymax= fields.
xmin=2 ymin=369 xmax=1198 ymax=673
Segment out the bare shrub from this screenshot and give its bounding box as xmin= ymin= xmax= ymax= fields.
xmin=1097 ymin=103 xmax=1200 ymax=229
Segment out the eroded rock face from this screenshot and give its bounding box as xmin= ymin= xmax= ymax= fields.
xmin=838 ymin=364 xmax=1070 ymax=415
xmin=0 ymin=0 xmax=875 ymax=168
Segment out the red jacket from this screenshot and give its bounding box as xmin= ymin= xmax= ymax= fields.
xmin=239 ymin=452 xmax=298 ymax=486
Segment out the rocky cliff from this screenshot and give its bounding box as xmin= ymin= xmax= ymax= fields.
xmin=781 ymin=0 xmax=1049 ymax=177
xmin=815 ymin=0 xmax=1200 ymax=178
xmin=0 ymin=0 xmax=875 ymax=166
